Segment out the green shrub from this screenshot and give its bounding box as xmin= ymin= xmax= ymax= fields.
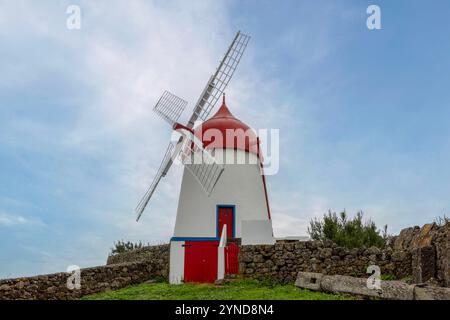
xmin=307 ymin=210 xmax=387 ymax=249
xmin=110 ymin=240 xmax=148 ymax=255
xmin=380 ymin=274 xmax=397 ymax=281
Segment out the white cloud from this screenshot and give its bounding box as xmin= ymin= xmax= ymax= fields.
xmin=0 ymin=1 xmax=339 ymax=277
xmin=271 ymin=192 xmax=332 ymax=237
xmin=49 ymin=1 xmax=305 ymax=239
xmin=0 ymin=212 xmax=45 ymax=227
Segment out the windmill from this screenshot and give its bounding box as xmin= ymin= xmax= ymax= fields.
xmin=135 ymin=31 xmax=251 ymax=222
xmin=134 ymin=31 xmax=274 ymax=284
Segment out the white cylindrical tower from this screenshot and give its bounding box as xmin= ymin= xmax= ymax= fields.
xmin=169 ymin=97 xmax=273 ymax=284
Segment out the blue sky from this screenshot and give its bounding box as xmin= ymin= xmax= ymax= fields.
xmin=1 ymin=0 xmax=449 ymax=278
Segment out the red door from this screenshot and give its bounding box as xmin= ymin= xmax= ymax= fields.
xmin=218 ymin=206 xmax=234 ymax=239
xmin=225 ymin=243 xmax=240 ymax=274
xmin=184 ymin=241 xmax=218 ymax=283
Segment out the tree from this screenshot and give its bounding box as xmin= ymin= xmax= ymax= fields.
xmin=307 ymin=210 xmax=387 ymax=248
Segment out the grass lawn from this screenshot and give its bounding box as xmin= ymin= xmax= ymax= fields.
xmin=82 ymin=279 xmax=353 ymax=300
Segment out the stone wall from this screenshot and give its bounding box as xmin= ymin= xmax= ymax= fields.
xmin=106 ymin=244 xmax=169 ymax=271
xmin=239 ymin=222 xmax=449 ymax=287
xmin=392 ymin=222 xmax=449 ymax=286
xmin=239 ymin=240 xmax=412 ymax=284
xmin=1 ymin=222 xmax=446 ymax=300
xmin=0 ymin=244 xmax=170 ymax=300
xmin=0 ymin=261 xmax=156 ymax=300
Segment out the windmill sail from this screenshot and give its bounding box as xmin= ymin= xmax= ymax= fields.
xmin=160 ymin=31 xmax=250 ymax=174
xmin=135 ymin=142 xmax=175 ymax=221
xmin=187 ymin=31 xmax=251 ymax=127
xmin=153 ymin=91 xmax=188 ymax=126
xmin=179 ymin=136 xmax=225 ymax=196
xmin=135 ymin=31 xmax=250 ymax=221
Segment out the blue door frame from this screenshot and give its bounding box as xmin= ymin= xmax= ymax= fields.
xmin=216 ymin=204 xmax=236 ymax=239
xmin=170 ymin=204 xmax=236 ymax=242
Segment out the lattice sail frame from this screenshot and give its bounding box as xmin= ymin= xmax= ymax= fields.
xmin=135 ymin=142 xmax=175 ymax=221
xmin=188 ymin=31 xmax=251 ymax=127
xmin=153 ymin=91 xmax=188 ymax=126
xmin=177 ymin=133 xmax=225 ymax=196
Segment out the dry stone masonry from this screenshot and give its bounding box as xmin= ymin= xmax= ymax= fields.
xmin=0 ymin=244 xmax=170 ymax=300
xmin=392 ymin=222 xmax=449 ymax=286
xmin=240 ymin=222 xmax=449 ymax=287
xmin=239 ymin=240 xmax=412 ymax=284
xmin=0 ymin=223 xmax=447 ymax=300
xmin=0 ymin=261 xmax=156 ymax=300
xmin=106 ymin=243 xmax=169 ymax=269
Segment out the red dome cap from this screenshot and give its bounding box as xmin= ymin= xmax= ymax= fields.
xmin=194 ymin=95 xmax=259 ymax=154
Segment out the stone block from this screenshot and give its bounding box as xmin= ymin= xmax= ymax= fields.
xmin=253 ymin=254 xmax=264 ymax=263
xmin=294 ymin=272 xmax=323 ymax=291
xmin=412 ymin=245 xmax=436 ymax=283
xmin=379 ymin=280 xmax=415 ymax=300
xmin=414 ymin=285 xmax=450 ymax=300
xmin=320 ymin=275 xmax=414 ymax=300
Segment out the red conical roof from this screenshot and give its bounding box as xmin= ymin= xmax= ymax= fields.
xmin=211 ymin=96 xmax=237 ymax=119
xmin=194 ymin=95 xmax=259 ymax=154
